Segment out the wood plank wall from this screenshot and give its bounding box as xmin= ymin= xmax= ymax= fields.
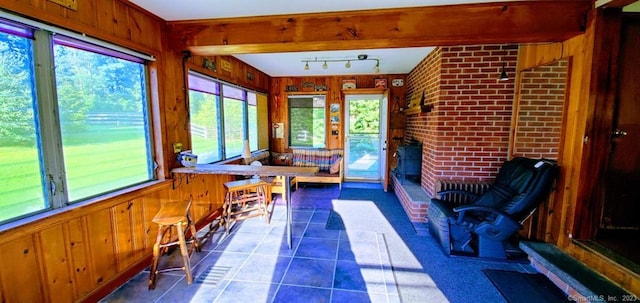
xmin=517 ymin=9 xmax=639 ymax=295
xmin=269 ymin=75 xmax=407 ymax=155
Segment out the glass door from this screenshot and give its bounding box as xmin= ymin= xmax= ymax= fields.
xmin=344 ymin=94 xmax=387 ymax=181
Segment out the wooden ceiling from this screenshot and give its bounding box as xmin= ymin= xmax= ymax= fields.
xmin=167 ymin=1 xmax=593 ymax=56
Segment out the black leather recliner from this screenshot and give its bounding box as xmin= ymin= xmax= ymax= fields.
xmin=427 ymin=157 xmax=558 ymax=260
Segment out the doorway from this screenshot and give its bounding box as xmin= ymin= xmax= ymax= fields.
xmin=594 ymin=15 xmax=640 ymax=266
xmin=343 ymin=94 xmax=387 ymax=182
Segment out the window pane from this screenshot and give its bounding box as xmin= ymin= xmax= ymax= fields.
xmin=189 ymin=90 xmax=221 ymax=163
xmin=0 ymin=30 xmax=47 ymax=222
xmin=247 ymin=92 xmax=257 ymax=151
xmin=289 ymin=96 xmax=326 ymax=148
xmin=54 ymin=43 xmax=152 ymax=202
xmin=224 ymin=98 xmax=244 ymax=157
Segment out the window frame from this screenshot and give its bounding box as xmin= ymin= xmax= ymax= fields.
xmin=187 ymin=70 xmax=262 ymax=163
xmin=0 ymin=14 xmax=155 ymax=224
xmin=287 ymin=94 xmax=327 ymax=149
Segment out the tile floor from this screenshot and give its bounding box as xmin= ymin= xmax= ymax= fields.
xmin=101 ymin=183 xmax=538 ymax=303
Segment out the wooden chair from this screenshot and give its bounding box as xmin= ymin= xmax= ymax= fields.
xmin=222 ymin=178 xmax=269 ymax=234
xmin=148 ymin=198 xmax=200 ymax=290
xmin=264 ymin=175 xmax=296 ymax=204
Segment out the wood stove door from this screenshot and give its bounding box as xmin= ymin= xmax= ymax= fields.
xmin=344 ymin=94 xmax=387 ymax=182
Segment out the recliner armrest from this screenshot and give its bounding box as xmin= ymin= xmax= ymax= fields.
xmin=453 ymin=205 xmax=521 ymax=240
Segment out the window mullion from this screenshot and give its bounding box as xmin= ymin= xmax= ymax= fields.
xmin=33 ymin=29 xmax=68 ymax=208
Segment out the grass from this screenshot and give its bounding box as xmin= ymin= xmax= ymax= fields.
xmin=0 ymin=125 xmax=151 ymax=222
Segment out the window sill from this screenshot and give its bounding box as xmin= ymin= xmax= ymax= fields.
xmin=0 ymin=180 xmax=172 ymax=236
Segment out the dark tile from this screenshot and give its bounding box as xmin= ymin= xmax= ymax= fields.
xmin=193 ymin=251 xmax=251 ymax=280
xmin=273 ymin=285 xmax=331 ymax=303
xmin=155 ymin=278 xmax=230 ymax=302
xmin=213 ymin=231 xmax=266 ymax=253
xmin=269 ymin=221 xmax=308 ymax=239
xmin=290 ymin=209 xmax=314 ymax=223
xmin=334 ymin=260 xmax=386 ymax=294
xmin=310 ymin=209 xmax=331 ymax=223
xmin=282 ymin=258 xmax=335 ymax=288
xmin=99 ymin=272 xmax=180 ymax=303
xmin=331 ymin=289 xmax=389 ymax=303
xmin=212 ymin=281 xmax=278 ymax=303
xmin=295 ymin=237 xmax=339 ymax=259
xmin=233 ymin=254 xmax=291 ymax=283
xmin=254 ymin=234 xmax=301 ymax=257
xmin=304 ymin=223 xmax=340 ymax=239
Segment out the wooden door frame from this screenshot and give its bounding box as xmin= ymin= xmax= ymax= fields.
xmin=573 ymin=8 xmax=622 ymax=240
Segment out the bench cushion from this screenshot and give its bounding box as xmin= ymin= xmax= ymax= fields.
xmin=292 ymin=149 xmax=342 ymax=171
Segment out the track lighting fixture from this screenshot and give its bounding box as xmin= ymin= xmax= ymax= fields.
xmin=302 ymin=55 xmax=380 ymax=72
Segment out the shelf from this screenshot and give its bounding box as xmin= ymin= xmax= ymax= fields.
xmin=341 ymin=88 xmax=387 ymax=94
xmin=403 ymin=105 xmax=432 ymax=116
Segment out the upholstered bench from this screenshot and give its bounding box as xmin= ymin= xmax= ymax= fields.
xmin=291 ymin=149 xmax=343 ymax=189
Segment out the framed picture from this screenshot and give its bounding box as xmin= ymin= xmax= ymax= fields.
xmin=342 ymin=79 xmax=356 ymax=90
xmin=374 ymin=78 xmax=387 ymax=89
xmin=330 ymin=103 xmax=340 ymax=124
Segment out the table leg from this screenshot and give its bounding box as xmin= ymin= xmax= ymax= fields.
xmin=285 ymin=176 xmax=292 ymax=249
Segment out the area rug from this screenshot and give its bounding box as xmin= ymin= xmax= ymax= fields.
xmin=482 ymin=269 xmax=568 ymax=303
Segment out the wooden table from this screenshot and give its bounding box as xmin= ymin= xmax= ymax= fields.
xmin=171 ymin=164 xmax=318 ymax=248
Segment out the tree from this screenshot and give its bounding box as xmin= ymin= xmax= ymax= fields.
xmin=0 ymin=33 xmax=37 ymax=145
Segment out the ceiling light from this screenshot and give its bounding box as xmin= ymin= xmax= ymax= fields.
xmin=301 ymin=57 xmax=380 ymax=72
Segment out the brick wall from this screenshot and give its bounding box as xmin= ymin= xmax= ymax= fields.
xmin=513 ymin=60 xmax=568 ymax=160
xmin=405 ymin=44 xmax=518 ymax=197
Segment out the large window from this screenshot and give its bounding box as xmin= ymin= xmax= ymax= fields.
xmin=222 ymin=85 xmax=246 ymax=158
xmin=187 ymin=71 xmax=262 ymax=163
xmin=0 ymin=16 xmax=154 ymax=223
xmin=247 ymin=92 xmax=258 ymax=151
xmin=288 ymin=95 xmax=326 ymax=148
xmin=188 ymin=73 xmax=221 ymax=163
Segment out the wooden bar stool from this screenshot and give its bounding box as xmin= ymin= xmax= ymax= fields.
xmin=148 ymin=198 xmax=200 ymax=290
xmin=222 ymin=178 xmax=269 ymax=234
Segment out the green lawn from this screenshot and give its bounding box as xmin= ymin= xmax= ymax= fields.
xmin=0 ymin=126 xmax=151 ymax=222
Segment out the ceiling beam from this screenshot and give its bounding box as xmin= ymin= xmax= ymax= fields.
xmin=167 ymin=1 xmax=592 ymax=55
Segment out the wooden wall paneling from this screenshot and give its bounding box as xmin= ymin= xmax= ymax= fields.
xmin=142 ymin=192 xmax=163 ymax=251
xmin=269 ymin=75 xmax=406 ymax=153
xmin=66 ymin=0 xmax=97 ymax=29
xmin=112 ymin=200 xmax=138 ymax=272
xmin=112 ymin=0 xmax=135 ymax=47
xmin=1 ymin=0 xmax=163 ymax=54
xmin=86 ymin=208 xmax=117 ymax=287
xmin=40 ymin=224 xmax=75 ymax=302
xmin=128 ymin=8 xmax=162 ymax=51
xmin=94 ymin=0 xmax=117 ymax=37
xmin=67 ymin=218 xmax=93 ymax=300
xmin=161 ymin=48 xmax=189 ymax=172
xmin=0 ymin=235 xmax=45 ymax=302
